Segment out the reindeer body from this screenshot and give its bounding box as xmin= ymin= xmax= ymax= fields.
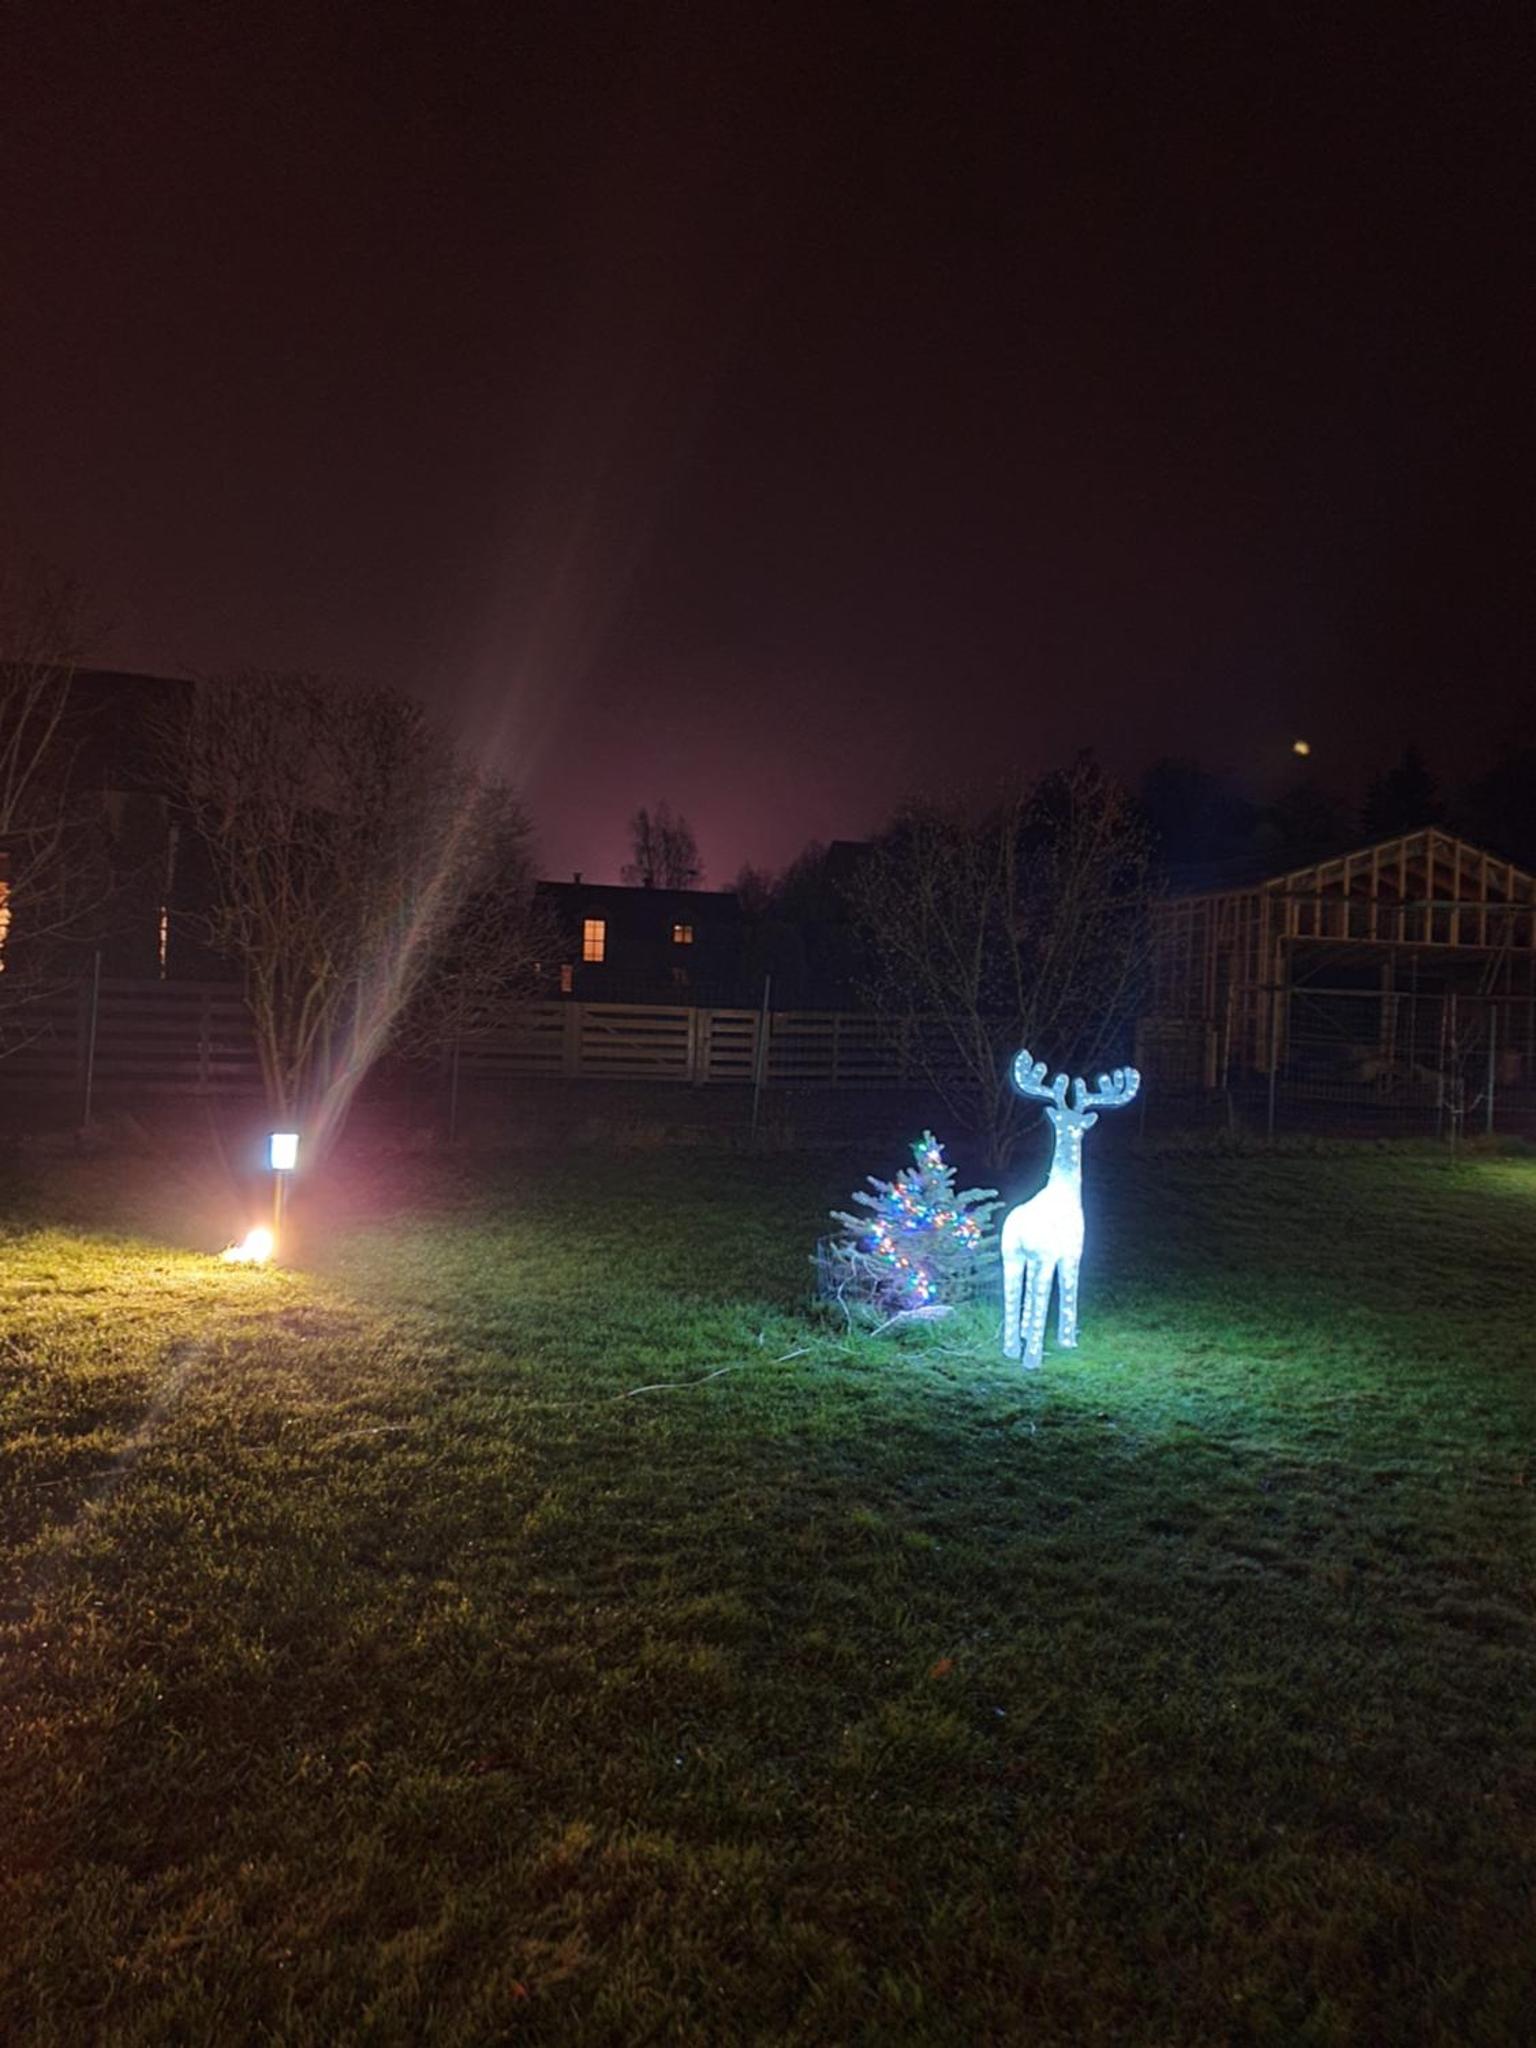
xmin=1001 ymin=1051 xmax=1139 ymax=1366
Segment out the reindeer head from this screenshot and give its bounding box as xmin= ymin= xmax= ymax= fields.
xmin=1011 ymin=1050 xmax=1140 ymax=1169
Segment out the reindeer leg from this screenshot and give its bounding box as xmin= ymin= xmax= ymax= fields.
xmin=1058 ymin=1256 xmax=1080 ymax=1348
xmin=1023 ymin=1254 xmax=1050 ymax=1369
xmin=1002 ymin=1247 xmax=1023 ymax=1359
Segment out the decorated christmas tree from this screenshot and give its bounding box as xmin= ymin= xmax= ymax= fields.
xmin=823 ymin=1132 xmax=1000 ymax=1320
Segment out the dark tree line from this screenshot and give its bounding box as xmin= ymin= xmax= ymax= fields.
xmin=727 ymin=759 xmax=1153 ymax=1168
xmin=727 ymin=733 xmax=1536 ymax=1165
xmin=1137 ymin=743 xmax=1536 ymax=877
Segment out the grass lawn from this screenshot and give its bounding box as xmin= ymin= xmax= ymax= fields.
xmin=2 ymin=1136 xmax=1534 ymax=2044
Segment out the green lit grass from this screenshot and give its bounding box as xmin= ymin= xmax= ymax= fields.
xmin=1 ymin=1143 xmax=1534 ymax=2043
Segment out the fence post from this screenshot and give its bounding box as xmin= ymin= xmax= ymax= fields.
xmin=686 ymin=1006 xmax=702 ymax=1086
xmin=1265 ymin=980 xmax=1280 ymax=1146
xmin=1451 ymin=994 xmax=1462 ymax=1152
xmin=750 ymin=975 xmax=772 ymax=1141
xmin=1486 ymin=1005 xmax=1497 ymax=1138
xmin=79 ymin=951 xmax=102 ymax=1128
xmin=197 ymin=987 xmax=212 ymax=1092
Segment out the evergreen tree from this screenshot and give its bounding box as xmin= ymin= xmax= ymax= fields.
xmin=1455 ymin=746 xmax=1536 ymax=869
xmin=1257 ymin=780 xmax=1353 ymax=868
xmin=1138 ymin=757 xmax=1256 ymax=872
xmin=1362 ymin=746 xmax=1440 ymax=840
xmin=824 ymin=1133 xmax=1000 ymax=1318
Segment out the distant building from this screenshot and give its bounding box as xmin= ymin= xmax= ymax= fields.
xmin=535 ymin=879 xmax=745 ymax=1004
xmin=1142 ymin=827 xmax=1536 ymax=1093
xmin=0 ymin=667 xmax=223 ymax=982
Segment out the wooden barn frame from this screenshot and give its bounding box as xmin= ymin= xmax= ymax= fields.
xmin=1142 ymin=829 xmax=1536 ymax=1094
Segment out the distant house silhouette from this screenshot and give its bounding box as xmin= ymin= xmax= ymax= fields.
xmin=535 ymin=879 xmax=745 ymax=1004
xmin=1 ymin=667 xmax=226 ymax=981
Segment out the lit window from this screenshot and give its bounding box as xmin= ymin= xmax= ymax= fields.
xmin=582 ymin=917 xmax=606 ymax=963
xmin=672 ymin=923 xmax=694 ymax=945
xmin=559 ymin=963 xmax=574 ymax=994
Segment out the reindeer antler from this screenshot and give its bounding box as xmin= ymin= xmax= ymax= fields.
xmin=1072 ymin=1065 xmax=1141 ymax=1113
xmin=1011 ymin=1050 xmax=1069 ymax=1108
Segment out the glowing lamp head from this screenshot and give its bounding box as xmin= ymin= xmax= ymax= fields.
xmin=268 ymin=1131 xmax=299 ymax=1172
xmin=220 ymin=1225 xmax=274 ymax=1265
xmin=1292 ymin=738 xmax=1311 ymax=757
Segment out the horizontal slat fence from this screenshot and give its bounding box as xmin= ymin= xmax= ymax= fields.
xmin=0 ymin=980 xmax=261 ymax=1093
xmin=11 ymin=980 xmax=1531 ymax=1138
xmin=0 ymin=984 xmax=937 ymax=1098
xmin=459 ymin=1003 xmax=918 ymax=1087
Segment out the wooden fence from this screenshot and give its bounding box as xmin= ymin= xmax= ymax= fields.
xmin=0 ymin=981 xmax=947 ymax=1100
xmin=451 ymin=1003 xmax=951 ymax=1089
xmin=0 ymin=979 xmax=262 ymax=1099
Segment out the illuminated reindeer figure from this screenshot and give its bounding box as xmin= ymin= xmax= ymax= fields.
xmin=1002 ymin=1050 xmax=1140 ymax=1366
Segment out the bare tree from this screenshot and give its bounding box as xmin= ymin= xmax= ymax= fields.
xmin=732 ymin=862 xmax=774 ymax=918
xmin=0 ymin=558 xmax=111 ymax=1003
xmin=847 ymin=756 xmax=1154 ymax=1168
xmin=165 ymin=672 xmax=543 ymax=1149
xmin=622 ymin=800 xmax=702 ymax=889
xmin=395 ymin=780 xmax=557 ymax=1058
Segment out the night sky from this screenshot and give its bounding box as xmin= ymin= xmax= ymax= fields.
xmin=4 ymin=4 xmax=1534 ymax=882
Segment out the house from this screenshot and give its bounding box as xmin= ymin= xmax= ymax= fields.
xmin=535 ymin=879 xmax=745 ymax=1004
xmin=0 ymin=666 xmax=220 ymax=981
xmin=1141 ymin=828 xmax=1536 ymax=1093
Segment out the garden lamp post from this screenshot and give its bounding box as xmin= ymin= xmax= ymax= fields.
xmin=269 ymin=1131 xmax=299 ymax=1252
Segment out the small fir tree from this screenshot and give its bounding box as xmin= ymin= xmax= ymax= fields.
xmin=825 ymin=1133 xmax=1000 ymax=1318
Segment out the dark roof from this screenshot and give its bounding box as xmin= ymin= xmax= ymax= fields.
xmin=536 ymin=879 xmax=742 ymax=920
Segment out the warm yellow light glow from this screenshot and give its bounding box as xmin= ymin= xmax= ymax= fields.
xmin=220 ymin=1226 xmax=274 ymax=1265
xmin=1292 ymin=738 xmax=1311 ymax=756
xmin=582 ymin=917 xmax=606 ymax=962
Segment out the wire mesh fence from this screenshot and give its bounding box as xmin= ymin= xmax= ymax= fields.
xmin=1143 ymin=981 xmax=1536 ymax=1141
xmin=10 ymin=969 xmax=1535 ymax=1148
